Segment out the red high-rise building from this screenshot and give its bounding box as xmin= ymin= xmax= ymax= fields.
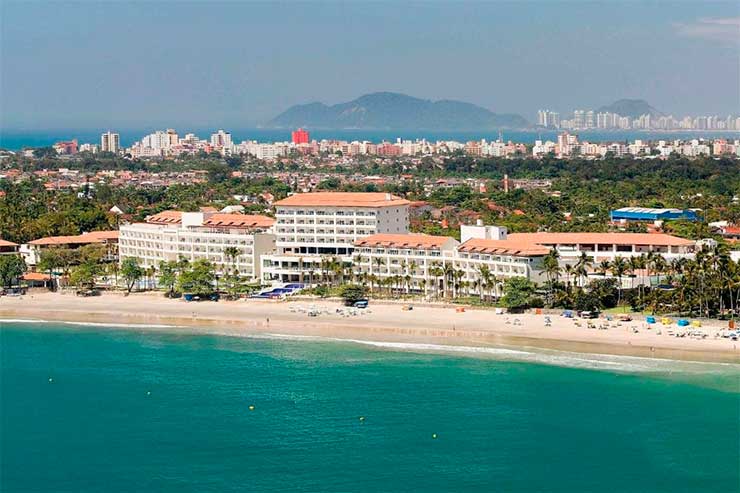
xmin=291 ymin=128 xmax=309 ymax=144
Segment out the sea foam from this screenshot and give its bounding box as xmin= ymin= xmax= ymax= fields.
xmin=252 ymin=332 xmax=740 ymax=375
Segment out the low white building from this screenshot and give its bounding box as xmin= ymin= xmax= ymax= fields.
xmin=118 ymin=211 xmax=275 ymax=280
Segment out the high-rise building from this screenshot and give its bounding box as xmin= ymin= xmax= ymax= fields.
xmin=585 ymin=111 xmax=595 ymax=129
xmin=210 ymin=129 xmax=232 ymax=148
xmin=291 ymin=128 xmax=310 ymax=144
xmin=537 ymin=110 xmax=560 ymax=128
xmin=573 ymin=110 xmax=585 ymax=129
xmin=101 ymin=131 xmax=120 ymax=153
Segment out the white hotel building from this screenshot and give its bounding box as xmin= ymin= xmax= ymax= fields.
xmin=351 ymin=223 xmax=697 ymax=295
xmin=118 ymin=211 xmax=276 ymax=280
xmin=354 ymin=225 xmax=550 ymax=296
xmin=262 ymin=192 xmax=410 ymax=283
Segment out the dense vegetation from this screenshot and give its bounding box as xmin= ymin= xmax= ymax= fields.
xmin=2 ymin=153 xmax=738 ymax=244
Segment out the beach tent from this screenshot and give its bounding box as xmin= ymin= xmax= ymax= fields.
xmin=646 ymin=316 xmax=656 ymax=324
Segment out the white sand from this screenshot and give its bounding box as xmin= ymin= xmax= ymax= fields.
xmin=1 ymin=291 xmax=738 ymax=363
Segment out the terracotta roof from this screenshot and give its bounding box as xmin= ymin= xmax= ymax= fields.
xmin=0 ymin=239 xmax=18 ymax=247
xmin=354 ymin=233 xmax=455 ymax=250
xmin=22 ymin=272 xmax=51 ymax=281
xmin=275 ymin=192 xmax=410 ymax=208
xmin=458 ymin=238 xmax=550 ymax=257
xmin=202 ymin=214 xmax=275 ymax=229
xmin=146 ymin=210 xmax=183 ymax=224
xmin=29 ymin=231 xmax=119 ymax=246
xmin=507 ymin=232 xmax=694 ymax=247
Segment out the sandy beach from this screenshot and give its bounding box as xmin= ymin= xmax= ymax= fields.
xmin=1 ymin=291 xmax=738 ymax=364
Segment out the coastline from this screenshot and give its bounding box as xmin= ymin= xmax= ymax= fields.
xmin=1 ymin=291 xmax=738 ymax=365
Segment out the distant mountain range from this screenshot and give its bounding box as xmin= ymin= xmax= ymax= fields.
xmin=597 ymin=99 xmax=663 ymax=118
xmin=267 ymin=92 xmax=529 ymax=130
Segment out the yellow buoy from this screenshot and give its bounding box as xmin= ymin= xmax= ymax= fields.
xmin=248 ymin=405 xmax=255 ymax=411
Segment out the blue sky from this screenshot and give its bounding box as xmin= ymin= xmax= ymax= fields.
xmin=1 ymin=1 xmax=738 ymax=130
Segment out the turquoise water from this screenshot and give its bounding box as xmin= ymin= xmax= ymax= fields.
xmin=1 ymin=322 xmax=739 ymax=492
xmin=2 ymin=129 xmax=738 ymax=150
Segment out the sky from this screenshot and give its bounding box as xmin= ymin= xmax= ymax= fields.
xmin=1 ymin=1 xmax=738 ymax=130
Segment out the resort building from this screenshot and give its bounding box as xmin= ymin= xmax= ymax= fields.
xmin=262 ymin=192 xmax=410 ymax=282
xmin=118 ymin=211 xmax=275 ymax=280
xmin=348 ymin=226 xmax=698 ymax=295
xmin=21 ymin=231 xmax=119 ymax=266
xmin=352 ymin=227 xmax=550 ymax=297
xmin=353 ymin=233 xmax=459 ymax=294
xmin=505 ymin=232 xmax=696 ymax=263
xmin=0 ymin=239 xmax=19 ymax=256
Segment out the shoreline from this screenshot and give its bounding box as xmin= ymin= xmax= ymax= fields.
xmin=1 ymin=292 xmax=739 ymax=365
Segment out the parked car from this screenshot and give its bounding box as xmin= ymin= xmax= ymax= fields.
xmin=353 ymin=300 xmax=369 ymax=309
xmin=579 ymin=311 xmax=599 ymax=319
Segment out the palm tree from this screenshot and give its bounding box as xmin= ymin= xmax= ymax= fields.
xmin=627 ymin=255 xmax=641 ymax=291
xmin=372 ymin=257 xmax=385 ymax=292
xmin=476 ymin=264 xmax=493 ymax=302
xmin=597 ymin=260 xmax=611 ymax=276
xmin=428 ymin=262 xmax=443 ymax=299
xmin=610 ymin=256 xmax=627 ymax=309
xmin=442 ymin=262 xmax=455 ymax=299
xmin=575 ymin=252 xmax=592 ymax=287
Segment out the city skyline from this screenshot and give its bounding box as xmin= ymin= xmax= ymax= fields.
xmin=2 ymin=1 xmax=738 ymax=130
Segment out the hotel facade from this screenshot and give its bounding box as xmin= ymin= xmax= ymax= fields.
xmin=114 ymin=193 xmax=701 ymax=294
xmin=262 ymin=192 xmax=410 ymax=282
xmin=118 ymin=211 xmax=275 ymax=280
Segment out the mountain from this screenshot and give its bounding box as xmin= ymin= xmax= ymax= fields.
xmin=267 ymin=92 xmax=529 ymax=130
xmin=596 ymin=99 xmax=663 ymax=118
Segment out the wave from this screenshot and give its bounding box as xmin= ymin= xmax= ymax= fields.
xmin=0 ymin=318 xmax=182 ymax=329
xmin=253 ymin=333 xmax=740 ymax=375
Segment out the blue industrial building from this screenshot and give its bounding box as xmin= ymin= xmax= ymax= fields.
xmin=610 ymin=207 xmax=699 ymax=222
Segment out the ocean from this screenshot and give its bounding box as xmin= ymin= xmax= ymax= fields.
xmin=1 ymin=129 xmax=738 ymax=151
xmin=1 ymin=321 xmax=738 ymax=492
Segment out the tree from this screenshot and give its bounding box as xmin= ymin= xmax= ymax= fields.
xmin=610 ymin=257 xmax=627 ymax=308
xmin=121 ymin=257 xmax=144 ymax=293
xmin=69 ymin=262 xmax=100 ymax=290
xmin=339 ymin=284 xmax=368 ymax=306
xmin=158 ymin=260 xmax=179 ymax=297
xmin=37 ymin=248 xmax=63 ymax=291
xmin=177 ymin=259 xmax=216 ymax=296
xmin=501 ymin=277 xmax=537 ymax=311
xmin=0 ymin=254 xmax=26 ymax=289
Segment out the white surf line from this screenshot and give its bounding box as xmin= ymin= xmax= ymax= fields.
xmin=255 ymin=332 xmax=740 ymax=373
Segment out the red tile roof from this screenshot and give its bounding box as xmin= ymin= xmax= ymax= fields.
xmin=458 ymin=238 xmax=550 ymax=257
xmin=507 ymin=232 xmax=694 ymax=247
xmin=146 ymin=210 xmax=183 ymax=224
xmin=22 ymin=272 xmax=51 ymax=281
xmin=203 ymin=214 xmax=274 ymax=229
xmin=354 ymin=233 xmax=455 ymax=250
xmin=0 ymin=239 xmax=18 ymax=247
xmin=29 ymin=231 xmax=119 ymax=246
xmin=275 ymin=192 xmax=410 ymax=208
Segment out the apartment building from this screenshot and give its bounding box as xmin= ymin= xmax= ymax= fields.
xmin=118 ymin=211 xmax=275 ymax=280
xmin=262 ymin=192 xmax=410 ymax=282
